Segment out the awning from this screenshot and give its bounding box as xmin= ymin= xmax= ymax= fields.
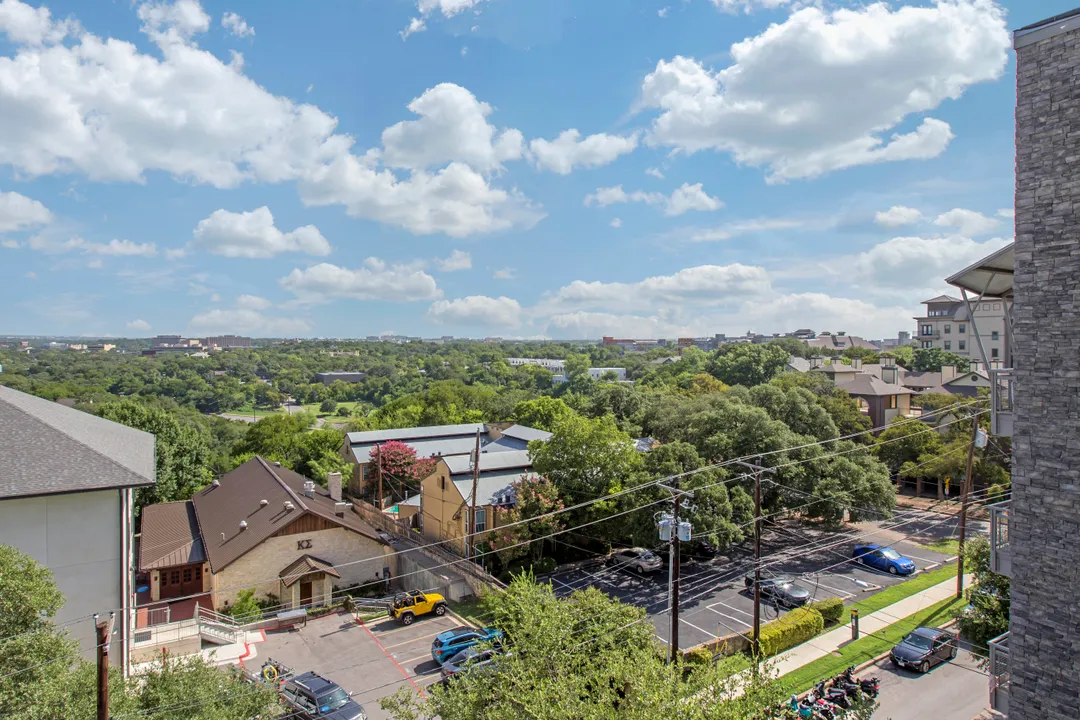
xmin=946 ymin=243 xmax=1014 ymax=298
xmin=279 ymin=554 xmax=341 ymax=587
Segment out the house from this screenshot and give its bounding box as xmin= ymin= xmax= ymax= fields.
xmin=804 ymin=332 xmax=880 ymax=351
xmin=315 ymin=371 xmax=368 ymax=384
xmin=785 ymin=356 xmax=812 ymax=373
xmin=835 ymin=374 xmax=915 ymax=431
xmin=138 ymin=457 xmax=392 ymax=614
xmin=341 ymin=422 xmax=552 ymax=496
xmin=408 ymin=450 xmax=536 ymax=556
xmin=0 ymin=386 xmax=155 ymax=673
xmin=808 ymin=356 xmax=865 ymax=384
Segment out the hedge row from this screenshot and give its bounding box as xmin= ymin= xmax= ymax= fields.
xmin=759 ymin=606 xmax=824 ymax=657
xmin=810 ymin=597 xmax=845 ymax=625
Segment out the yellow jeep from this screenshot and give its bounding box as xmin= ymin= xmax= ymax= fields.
xmin=388 ymin=589 xmax=448 ymax=625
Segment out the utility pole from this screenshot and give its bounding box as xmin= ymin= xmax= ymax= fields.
xmin=956 ymin=409 xmax=982 ymax=598
xmin=95 ymin=612 xmax=115 ymax=720
xmin=658 ymin=481 xmax=693 ymax=663
xmin=467 ymin=430 xmax=481 ymax=559
xmin=735 ymin=459 xmax=777 ymax=664
xmin=376 ymin=443 xmax=384 ymax=511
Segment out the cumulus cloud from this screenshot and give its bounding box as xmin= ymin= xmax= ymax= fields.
xmin=933 ymin=208 xmax=1000 ymax=236
xmin=401 ymin=0 xmax=492 ymax=39
xmin=639 ymin=1 xmax=1008 ymax=181
xmin=191 ymin=207 xmax=331 ymax=258
xmin=28 ymin=235 xmax=157 ymax=256
xmin=0 ymin=190 xmax=53 ymax=232
xmin=682 ymin=217 xmax=805 ymax=243
xmin=126 ymin=318 xmax=151 ymax=331
xmin=137 ymin=0 xmax=210 ymax=38
xmin=584 ymin=183 xmax=722 ymax=216
xmin=236 ymin=294 xmax=272 ymax=310
xmin=279 ymin=259 xmax=441 ymax=303
xmin=854 ymin=235 xmax=1012 ymax=290
xmin=529 ymin=130 xmax=639 ymax=174
xmin=221 ymin=11 xmax=253 ymax=38
xmin=997 ymin=208 xmax=1014 ymax=219
xmin=645 ymin=167 xmax=664 ymax=179
xmin=492 ymin=267 xmax=516 ymax=280
xmin=711 ymin=0 xmax=795 ymax=12
xmin=610 ymin=218 xmax=622 ymax=229
xmin=188 ymin=308 xmax=310 ymax=335
xmin=546 ymin=311 xmax=693 ymax=339
xmin=428 ymin=295 xmax=522 ymax=327
xmin=875 ymin=205 xmax=923 ymax=228
xmin=435 ymin=249 xmax=472 ymax=272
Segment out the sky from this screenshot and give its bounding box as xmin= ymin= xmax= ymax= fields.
xmin=0 ymin=0 xmax=1070 ymax=340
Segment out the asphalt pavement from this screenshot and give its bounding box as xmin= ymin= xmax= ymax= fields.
xmin=870 ymin=642 xmax=991 ymax=720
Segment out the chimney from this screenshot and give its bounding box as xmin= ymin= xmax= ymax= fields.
xmin=851 ymin=357 xmax=863 ymax=370
xmin=882 ymin=366 xmax=898 ymax=385
xmin=990 ymin=359 xmax=1003 ymax=370
xmin=882 ymin=353 xmax=896 ymax=368
xmin=941 ymin=364 xmax=957 ymax=382
xmin=810 ymin=356 xmax=823 ymax=369
xmin=303 ymin=480 xmax=315 ymax=498
xmin=328 ymin=472 xmax=342 ymax=502
xmin=969 ymin=359 xmax=983 ymax=374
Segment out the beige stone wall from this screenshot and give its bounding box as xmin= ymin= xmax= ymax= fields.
xmin=210 ymin=527 xmax=393 ymax=610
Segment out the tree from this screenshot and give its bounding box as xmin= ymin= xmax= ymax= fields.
xmin=841 ymin=346 xmax=880 ymax=363
xmin=253 ymin=382 xmax=283 ymax=408
xmin=874 ymin=418 xmax=944 ymax=472
xmin=485 ymin=475 xmax=564 ymax=564
xmin=707 ymin=343 xmax=790 ymax=387
xmin=957 ymin=536 xmax=1010 ymax=653
xmin=320 ymin=398 xmax=338 ymax=413
xmin=371 ymin=440 xmax=439 ymax=499
xmin=232 ymin=413 xmax=351 ymax=484
xmin=563 ymin=353 xmax=591 ymax=382
xmin=912 ymin=347 xmax=971 ymax=372
xmin=512 ymin=396 xmax=577 ymax=432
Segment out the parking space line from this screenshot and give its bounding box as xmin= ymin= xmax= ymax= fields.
xmin=359 ymin=621 xmax=424 ymax=695
xmin=371 ymin=620 xmax=454 ymax=639
xmin=398 ymin=652 xmax=436 ymax=667
xmin=705 ymin=606 xmax=751 ymax=631
xmin=806 ymin=578 xmax=856 ymax=599
xmin=679 ymin=617 xmax=718 ymax=640
xmin=708 ymin=600 xmax=755 ymax=621
xmin=382 ymin=630 xmax=445 ymax=650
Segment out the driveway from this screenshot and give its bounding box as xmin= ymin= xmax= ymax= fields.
xmin=544 ymin=512 xmax=957 ymax=650
xmin=256 ymin=610 xmax=464 ymax=720
xmin=870 ymin=641 xmax=991 ymax=720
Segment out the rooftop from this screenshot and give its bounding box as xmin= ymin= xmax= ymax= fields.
xmin=837 ymin=374 xmax=915 ymax=397
xmin=139 ymin=501 xmax=206 ymax=570
xmin=946 ymin=242 xmax=1014 ymax=299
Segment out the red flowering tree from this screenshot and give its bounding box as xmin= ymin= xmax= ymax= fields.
xmin=370 ymin=441 xmax=438 ymax=492
xmin=487 ymin=474 xmax=564 ymax=564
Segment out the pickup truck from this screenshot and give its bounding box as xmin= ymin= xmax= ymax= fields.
xmin=387 ymin=589 xmax=448 ymax=625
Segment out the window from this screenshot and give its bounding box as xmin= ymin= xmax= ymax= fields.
xmin=959 ymin=324 xmax=966 ymax=333
xmin=182 ymin=568 xmax=193 ymax=583
xmin=944 ymin=325 xmax=951 ymax=334
xmin=992 ymin=331 xmax=1000 ymax=341
xmin=921 ymin=341 xmax=933 ymax=349
xmin=992 ymin=348 xmax=999 ymax=359
xmin=959 ymin=341 xmax=966 ymax=351
xmin=944 ymin=341 xmax=951 ymax=350
xmin=994 ymin=303 xmax=1001 ymax=310
xmin=439 ymin=476 xmax=446 ymax=491
xmin=921 ymin=325 xmax=934 ymax=336
xmin=169 ymin=570 xmax=180 ymax=585
xmin=474 ymin=508 xmax=486 ymax=533
xmin=886 ymin=395 xmax=898 ymax=409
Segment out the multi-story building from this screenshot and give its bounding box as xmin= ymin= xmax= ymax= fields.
xmin=914 ymin=295 xmax=1007 ymax=360
xmin=202 ymin=334 xmax=252 ymax=349
xmin=86 ymin=342 xmax=116 ymax=353
xmin=506 ymin=357 xmax=565 ymax=374
xmin=315 ymin=371 xmax=368 ymax=384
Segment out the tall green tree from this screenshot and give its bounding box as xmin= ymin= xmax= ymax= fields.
xmin=957 ymin=536 xmax=1010 ymax=653
xmin=874 ymin=418 xmax=944 ymax=472
xmin=912 ymin=347 xmax=971 ymax=372
xmin=512 ymin=396 xmax=577 ymax=432
xmin=706 ymin=343 xmax=790 ymax=387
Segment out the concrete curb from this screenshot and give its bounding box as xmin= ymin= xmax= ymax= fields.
xmin=848 ymin=618 xmax=960 ymax=678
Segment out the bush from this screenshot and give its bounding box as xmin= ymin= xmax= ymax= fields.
xmin=320 ymin=399 xmax=337 ymax=413
xmin=533 ymin=557 xmax=557 ymax=574
xmin=810 ymin=597 xmax=845 ymax=625
xmin=683 ymin=646 xmax=713 ymax=666
xmin=226 ymin=588 xmax=262 ymax=622
xmin=758 ymin=606 xmax=824 ymax=657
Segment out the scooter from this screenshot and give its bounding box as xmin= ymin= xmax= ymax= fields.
xmin=841 ymin=665 xmax=880 ymax=698
xmin=805 ymin=687 xmax=839 ymax=719
xmin=786 ymin=693 xmax=814 ymax=719
xmin=816 ymin=680 xmax=851 ymax=709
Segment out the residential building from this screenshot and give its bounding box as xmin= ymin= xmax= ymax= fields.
xmin=506 ymin=357 xmax=565 ymax=374
xmin=552 ymin=367 xmax=628 ymax=383
xmin=87 ymin=343 xmax=116 ymax=353
xmin=341 ymin=423 xmax=552 ymax=497
xmin=202 ymin=334 xmax=253 ymax=349
xmin=834 ymin=374 xmax=915 ymax=431
xmin=315 ymin=371 xmax=368 ymax=384
xmin=0 ymin=386 xmax=156 ymax=673
xmin=804 ymin=332 xmax=880 ymax=351
xmin=601 ymin=336 xmax=667 ymax=351
xmin=808 ymin=355 xmax=865 ymax=384
xmin=913 ymin=295 xmax=1007 ymax=360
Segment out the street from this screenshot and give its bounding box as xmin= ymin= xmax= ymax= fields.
xmin=870 ymin=642 xmax=991 ymax=720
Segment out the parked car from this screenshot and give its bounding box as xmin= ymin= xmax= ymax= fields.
xmin=440 ymin=646 xmax=501 ymax=685
xmin=387 ymin=589 xmax=448 ymax=625
xmin=852 ymin=544 xmax=916 ymax=575
xmin=608 ymin=547 xmax=663 ymax=574
xmin=744 ymin=575 xmax=811 ymax=608
xmin=279 ymin=671 xmax=367 ymax=720
xmin=431 ymin=626 xmax=504 ymax=665
xmin=890 ymin=626 xmax=957 ymax=673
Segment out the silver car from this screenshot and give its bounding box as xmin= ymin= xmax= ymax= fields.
xmin=608 ymin=547 xmax=663 ymax=574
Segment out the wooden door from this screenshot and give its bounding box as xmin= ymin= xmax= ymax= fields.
xmin=161 ymin=568 xmax=183 ymax=599
xmin=299 ymin=581 xmax=313 ymax=607
xmin=180 ymin=565 xmax=202 ymax=596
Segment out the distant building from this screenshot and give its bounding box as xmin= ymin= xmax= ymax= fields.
xmin=601 ymin=336 xmax=666 ymax=351
xmin=552 ymin=367 xmax=627 ymax=383
xmin=315 ymin=371 xmax=368 ymax=384
xmin=914 ymin=295 xmax=1006 ymax=360
xmin=506 ymin=357 xmax=564 ymax=374
xmin=804 ymin=332 xmax=880 ymax=351
xmin=87 ymin=343 xmax=116 ymax=353
xmin=202 ymin=335 xmax=252 ymax=349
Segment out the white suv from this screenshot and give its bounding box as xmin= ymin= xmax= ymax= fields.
xmin=608 ymin=547 xmax=663 ymax=574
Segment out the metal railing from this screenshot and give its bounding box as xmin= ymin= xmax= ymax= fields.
xmin=989 ymin=502 xmax=1011 ymax=578
xmin=990 ymin=368 xmax=1014 ymax=437
xmin=989 ymin=631 xmax=1010 ymax=715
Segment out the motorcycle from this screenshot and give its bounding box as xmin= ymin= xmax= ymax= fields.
xmin=841 ymin=665 xmax=880 ymax=698
xmin=816 ymin=680 xmax=851 ymax=710
xmin=805 ymin=687 xmax=839 ymax=719
xmin=786 ymin=693 xmax=814 ymax=719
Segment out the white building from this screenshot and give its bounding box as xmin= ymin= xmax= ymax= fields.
xmin=506 ymin=357 xmax=565 ymax=374
xmin=915 ymin=295 xmax=1007 ymax=362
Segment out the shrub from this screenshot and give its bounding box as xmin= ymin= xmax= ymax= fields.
xmin=758 ymin=606 xmax=824 ymax=657
xmin=810 ymin=597 xmax=845 ymax=625
xmin=533 ymin=557 xmax=557 ymax=574
xmin=227 ymin=588 xmax=262 ymax=622
xmin=683 ymin=646 xmax=713 ymax=666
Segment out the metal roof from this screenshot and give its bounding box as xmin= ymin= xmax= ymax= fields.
xmin=345 ymin=423 xmax=486 ymax=445
xmin=946 ymin=242 xmax=1014 ymax=298
xmin=1015 ymin=8 xmax=1080 ymax=49
xmin=350 ymin=435 xmax=481 ymax=464
xmin=139 ymin=501 xmax=206 ymax=570
xmin=0 ymin=386 xmax=155 ymax=499
xmin=453 ymin=469 xmax=539 ymax=507
xmin=921 ymin=294 xmax=963 ymax=304
xmin=500 ymin=424 xmax=553 ymax=443
xmin=444 ymin=449 xmax=533 ymax=476
xmin=279 ymin=554 xmax=341 ymax=587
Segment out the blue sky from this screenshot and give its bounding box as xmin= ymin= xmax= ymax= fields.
xmin=0 ymin=0 xmax=1069 ymax=339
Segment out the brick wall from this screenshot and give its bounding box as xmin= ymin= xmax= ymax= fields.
xmin=1011 ymin=23 xmax=1080 ymax=720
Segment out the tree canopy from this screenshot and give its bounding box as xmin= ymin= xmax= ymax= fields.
xmin=706 ymin=343 xmax=791 ymax=387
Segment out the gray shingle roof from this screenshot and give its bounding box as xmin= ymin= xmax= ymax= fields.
xmin=836 ymin=375 xmax=915 ymax=397
xmin=345 ymin=423 xmax=486 ymax=446
xmin=0 ymin=386 xmax=155 ymax=499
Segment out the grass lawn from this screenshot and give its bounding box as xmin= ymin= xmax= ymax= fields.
xmin=782 ymin=595 xmax=966 ymax=693
xmin=298 ymin=400 xmax=362 ymax=419
xmin=918 ymin=537 xmax=962 ymax=556
xmin=450 ymin=597 xmax=490 ymax=627
xmin=837 ymin=562 xmax=957 ymax=627
xmin=227 ymin=405 xmax=284 ymax=418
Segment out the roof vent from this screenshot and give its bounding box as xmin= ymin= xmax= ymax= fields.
xmin=221 ymin=532 xmax=226 ymax=542
xmin=303 ymin=481 xmax=315 ymax=498
xmin=260 ymin=499 xmax=268 ymax=507
xmin=211 ymin=478 xmax=220 ymax=488
xmin=239 ymin=520 xmax=248 ymax=530
xmin=273 ymin=461 xmax=282 ymax=467
xmin=284 ymin=501 xmax=295 ymax=511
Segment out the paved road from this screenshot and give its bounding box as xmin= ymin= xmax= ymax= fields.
xmin=870 ymin=643 xmax=991 ymax=720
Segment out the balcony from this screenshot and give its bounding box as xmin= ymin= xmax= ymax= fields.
xmin=989 ymin=502 xmax=1011 ymax=577
xmin=991 ymin=368 xmax=1014 ymax=437
xmin=989 ymin=631 xmax=1010 ymax=715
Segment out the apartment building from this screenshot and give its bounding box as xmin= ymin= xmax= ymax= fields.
xmin=506 ymin=357 xmax=565 ymax=374
xmin=914 ymin=295 xmax=1007 ymax=361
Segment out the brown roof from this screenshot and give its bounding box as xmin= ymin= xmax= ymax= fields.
xmin=139 ymin=501 xmax=206 ymax=570
xmin=192 ymin=457 xmax=384 ymax=573
xmin=837 ymin=374 xmax=915 ymax=397
xmin=279 ymin=554 xmax=341 ymax=587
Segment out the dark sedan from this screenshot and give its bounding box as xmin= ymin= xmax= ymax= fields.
xmin=744 ymin=576 xmax=811 ymax=608
xmin=890 ymin=626 xmax=957 ymax=673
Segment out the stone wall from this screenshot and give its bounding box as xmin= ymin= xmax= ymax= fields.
xmin=1010 ymin=22 xmax=1080 ymax=720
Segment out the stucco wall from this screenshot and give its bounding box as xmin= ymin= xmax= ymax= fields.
xmin=210 ymin=527 xmax=392 ymax=610
xmin=420 ymin=462 xmax=466 ymax=551
xmin=0 ymin=489 xmax=123 ymax=661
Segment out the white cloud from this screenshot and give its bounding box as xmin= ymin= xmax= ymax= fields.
xmin=683 ymin=217 xmax=806 ymax=243
xmin=529 ymin=130 xmax=639 ymax=174
xmin=236 ymin=294 xmax=272 ymax=310
xmin=997 ymin=208 xmax=1014 ymax=219
xmin=658 ymin=7 xmax=670 ymax=18
xmin=210 ymin=293 xmax=221 ymax=302
xmin=379 ymin=84 xmax=524 ymax=172
xmin=436 ymin=249 xmax=472 ymax=272
xmin=87 ymin=258 xmax=103 ymax=269
xmin=460 ymin=46 xmax=468 ymax=56
xmin=428 ymin=295 xmax=522 ymax=327
xmin=875 ymin=205 xmax=923 ymax=228
xmin=0 ymin=0 xmax=79 ymax=44
xmin=492 ymin=267 xmax=516 ymax=280
xmin=165 ymin=248 xmax=187 ymax=260
xmin=126 ymin=318 xmax=151 ymax=331
xmin=933 ymin=208 xmax=1000 ymax=236
xmin=137 ymin=0 xmax=210 ymax=39
xmin=546 ymin=311 xmax=693 ymax=340
xmin=711 ymin=0 xmax=794 ymax=12
xmin=24 ymin=270 xmax=36 ymax=279
xmin=610 ymin=218 xmax=622 ymax=229
xmin=402 ymin=0 xmax=491 ymax=38
xmin=584 ymin=183 xmax=721 ymax=216
xmin=400 ymin=16 xmax=426 ymax=39
xmin=645 ymin=167 xmax=664 ymax=179
xmin=0 ymin=190 xmax=52 ymax=232
xmin=221 ymin=11 xmax=253 ymax=38
xmin=191 ymin=207 xmax=331 ymax=258
xmin=854 ymin=235 xmax=1011 ymax=290
xmin=188 ymin=308 xmax=310 ymax=336
xmin=279 ymin=259 xmax=441 ymax=303
xmin=1 ymin=239 xmax=19 ymax=249
xmin=639 ymin=1 xmax=1008 ymax=182
xmin=28 ymin=234 xmax=157 ymax=256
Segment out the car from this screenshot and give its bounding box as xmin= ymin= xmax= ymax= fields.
xmin=608 ymin=547 xmax=663 ymax=574
xmin=279 ymin=671 xmax=367 ymax=720
xmin=890 ymin=626 xmax=957 ymax=673
xmin=744 ymin=575 xmax=811 ymax=608
xmin=852 ymin=544 xmax=916 ymax=575
xmin=431 ymin=626 xmax=504 ymax=665
xmin=387 ymin=589 xmax=448 ymax=625
xmin=440 ymin=646 xmax=501 ymax=685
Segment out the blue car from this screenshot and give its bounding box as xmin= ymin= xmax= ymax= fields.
xmin=431 ymin=626 xmax=503 ymax=665
xmin=852 ymin=544 xmax=916 ymax=575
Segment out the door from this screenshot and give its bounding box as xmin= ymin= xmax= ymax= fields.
xmin=180 ymin=565 xmax=202 ymax=596
xmin=869 ymin=551 xmax=886 ymax=571
xmin=161 ymin=568 xmax=183 ymax=599
xmin=299 ymin=580 xmax=313 ymax=607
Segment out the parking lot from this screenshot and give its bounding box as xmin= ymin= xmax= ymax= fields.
xmin=256 ymin=609 xmax=464 ymax=720
xmin=544 ymin=511 xmax=959 ymax=649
